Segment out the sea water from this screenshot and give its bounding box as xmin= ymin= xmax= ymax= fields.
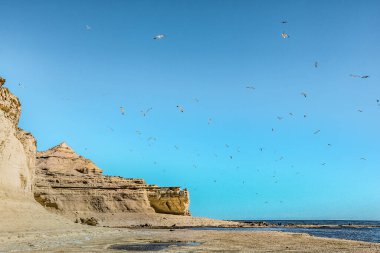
xmin=193 ymin=220 xmax=380 ymax=243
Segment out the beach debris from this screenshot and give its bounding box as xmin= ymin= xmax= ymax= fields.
xmin=141 ymin=107 xmax=152 ymax=117
xmin=281 ymin=32 xmax=289 ymax=39
xmin=301 ymin=92 xmax=307 ymax=98
xmin=153 ymin=34 xmax=165 ymax=40
xmin=176 ymin=105 xmax=185 ymax=112
xmin=120 ymin=106 xmax=126 ymax=115
xmin=314 ymin=129 xmax=321 ymax=134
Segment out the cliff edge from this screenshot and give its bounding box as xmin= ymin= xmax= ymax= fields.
xmin=34 ymin=142 xmax=190 ymax=224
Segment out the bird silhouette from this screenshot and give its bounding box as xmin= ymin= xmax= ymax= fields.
xmin=153 ymin=34 xmax=165 ymax=40
xmin=281 ymin=32 xmax=289 ymax=38
xmin=176 ymin=105 xmax=185 ymax=112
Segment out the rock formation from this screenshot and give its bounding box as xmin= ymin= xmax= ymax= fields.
xmin=34 ymin=142 xmax=190 ymax=221
xmin=0 ymin=75 xmax=190 ymax=231
xmin=0 ymin=77 xmax=73 ymax=232
xmin=0 ymin=77 xmax=36 ymax=194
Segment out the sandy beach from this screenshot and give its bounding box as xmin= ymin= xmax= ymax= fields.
xmin=1 ymin=226 xmax=380 ymax=252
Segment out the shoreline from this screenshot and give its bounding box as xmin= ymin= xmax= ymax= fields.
xmin=1 ymin=227 xmax=379 ymax=252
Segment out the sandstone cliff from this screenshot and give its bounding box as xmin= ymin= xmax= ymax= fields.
xmin=34 ymin=142 xmax=190 ymax=223
xmin=0 ymin=77 xmax=73 ymax=232
xmin=0 ymin=77 xmax=36 ymax=194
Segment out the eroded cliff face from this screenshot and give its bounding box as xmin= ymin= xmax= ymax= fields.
xmin=34 ymin=142 xmax=190 ymax=220
xmin=0 ymin=77 xmax=36 ymax=194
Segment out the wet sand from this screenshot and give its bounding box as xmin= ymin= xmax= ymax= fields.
xmin=1 ymin=227 xmax=380 ymax=252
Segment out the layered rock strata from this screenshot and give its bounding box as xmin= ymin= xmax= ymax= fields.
xmin=34 ymin=143 xmax=190 ymax=219
xmin=0 ymin=77 xmax=36 ymax=194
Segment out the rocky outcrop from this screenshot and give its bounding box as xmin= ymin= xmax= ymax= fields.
xmin=0 ymin=77 xmax=36 ymax=194
xmin=34 ymin=143 xmax=190 ymax=220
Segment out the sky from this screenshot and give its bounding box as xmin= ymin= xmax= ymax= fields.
xmin=0 ymin=0 xmax=379 ymax=220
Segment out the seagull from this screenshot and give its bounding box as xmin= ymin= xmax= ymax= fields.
xmin=176 ymin=105 xmax=185 ymax=112
xmin=153 ymin=34 xmax=165 ymax=40
xmin=277 ymin=116 xmax=283 ymax=120
xmin=301 ymin=92 xmax=307 ymax=98
xmin=281 ymin=32 xmax=289 ymax=39
xmin=259 ymin=148 xmax=263 ymax=152
xmin=85 ymin=25 xmax=91 ymax=30
xmin=360 ymin=157 xmax=367 ymax=161
xmin=174 ymin=145 xmax=179 ymax=150
xmin=350 ymin=74 xmax=369 ymax=78
xmin=289 ymin=113 xmax=294 ymax=116
xmin=304 ymin=114 xmax=307 ymax=118
xmin=314 ymin=129 xmax=321 ymax=134
xmin=321 ymin=163 xmax=326 ymax=166
xmin=136 ymin=130 xmax=142 ymax=136
xmin=314 ymin=61 xmax=318 ymax=68
xmin=246 ymin=86 xmax=255 ymax=90
xmin=194 ymin=98 xmax=200 ymax=103
xmin=120 ymin=106 xmax=126 ymax=115
xmin=141 ymin=107 xmax=152 ymax=117
xmin=281 ymin=20 xmax=288 ymax=24
xmin=358 ymin=109 xmax=363 ymax=113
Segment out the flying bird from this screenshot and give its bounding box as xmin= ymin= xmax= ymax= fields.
xmin=360 ymin=157 xmax=367 ymax=161
xmin=350 ymin=74 xmax=369 ymax=78
xmin=314 ymin=129 xmax=321 ymax=134
xmin=141 ymin=107 xmax=152 ymax=117
xmin=208 ymin=118 xmax=213 ymax=125
xmin=246 ymin=86 xmax=255 ymax=90
xmin=289 ymin=113 xmax=294 ymax=116
xmin=281 ymin=20 xmax=288 ymax=24
xmin=120 ymin=106 xmax=126 ymax=115
xmin=301 ymin=92 xmax=307 ymax=98
xmin=358 ymin=109 xmax=363 ymax=113
xmin=281 ymin=32 xmax=289 ymax=39
xmin=176 ymin=105 xmax=185 ymax=112
xmin=314 ymin=61 xmax=318 ymax=68
xmin=153 ymin=34 xmax=165 ymax=40
xmin=277 ymin=116 xmax=283 ymax=120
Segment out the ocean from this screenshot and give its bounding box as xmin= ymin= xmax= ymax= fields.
xmin=193 ymin=220 xmax=380 ymax=243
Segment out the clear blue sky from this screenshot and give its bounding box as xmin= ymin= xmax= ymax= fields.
xmin=1 ymin=0 xmax=379 ymax=220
